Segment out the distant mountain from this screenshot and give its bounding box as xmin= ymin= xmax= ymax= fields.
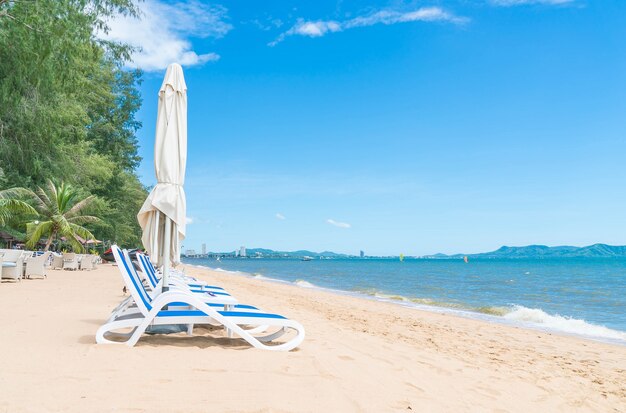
xmin=427 ymin=244 xmax=626 ymax=259
xmin=244 ymin=248 xmax=350 ymax=258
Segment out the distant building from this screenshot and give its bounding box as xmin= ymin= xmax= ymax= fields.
xmin=201 ymin=243 xmax=206 ymax=255
xmin=185 ymin=249 xmax=196 ymax=256
xmin=239 ymin=246 xmax=247 ymax=257
xmin=360 ymin=250 xmax=364 ymax=258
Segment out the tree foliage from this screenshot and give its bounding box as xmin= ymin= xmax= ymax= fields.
xmin=0 ymin=0 xmax=147 ymax=248
xmin=26 ymin=180 xmax=100 ymax=251
xmin=0 ymin=186 xmax=36 ymax=226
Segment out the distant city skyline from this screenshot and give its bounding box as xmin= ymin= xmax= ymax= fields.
xmin=128 ymin=1 xmax=626 ymax=256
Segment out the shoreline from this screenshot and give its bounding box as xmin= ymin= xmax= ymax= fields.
xmin=187 ymin=262 xmax=626 ymax=347
xmin=1 ymin=262 xmax=625 ymax=412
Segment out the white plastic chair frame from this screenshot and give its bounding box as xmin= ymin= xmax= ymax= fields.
xmin=96 ymin=246 xmax=305 ymax=351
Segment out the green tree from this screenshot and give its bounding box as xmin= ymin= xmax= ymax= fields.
xmin=26 ymin=180 xmax=100 ymax=252
xmin=0 ymin=187 xmax=36 ymax=227
xmin=0 ymin=0 xmax=148 ymax=247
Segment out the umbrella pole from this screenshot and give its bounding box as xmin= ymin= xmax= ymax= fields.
xmin=162 ymin=214 xmax=172 ymax=294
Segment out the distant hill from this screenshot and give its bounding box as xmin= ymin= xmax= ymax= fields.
xmin=243 ymin=248 xmax=351 ymax=258
xmin=426 ymin=244 xmax=626 ymax=259
xmin=192 ymin=243 xmax=626 ymax=260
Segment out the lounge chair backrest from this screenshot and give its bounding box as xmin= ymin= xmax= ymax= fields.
xmin=111 ymin=245 xmax=153 ymax=315
xmin=30 ymin=251 xmax=51 ymax=264
xmin=25 ymin=251 xmax=52 ymax=278
xmin=62 ymin=252 xmax=80 ymax=270
xmin=0 ymin=250 xmax=26 ymax=280
xmin=0 ymin=249 xmax=25 ymax=262
xmin=51 ymin=254 xmax=64 ymax=269
xmin=136 ymin=252 xmax=159 ymax=288
xmin=80 ymin=255 xmax=94 ymax=270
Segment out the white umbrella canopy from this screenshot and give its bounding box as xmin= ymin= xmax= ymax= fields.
xmin=137 ymin=63 xmax=187 ymax=280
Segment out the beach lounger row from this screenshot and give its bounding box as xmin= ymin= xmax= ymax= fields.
xmin=53 ymin=253 xmax=102 ymax=271
xmin=0 ymin=250 xmax=102 ymax=282
xmin=96 ymin=245 xmax=305 ymax=351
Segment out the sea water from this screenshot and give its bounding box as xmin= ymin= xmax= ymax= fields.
xmin=183 ymin=257 xmax=626 ymax=345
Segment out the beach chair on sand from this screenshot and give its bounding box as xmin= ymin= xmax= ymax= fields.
xmin=105 ymin=250 xmax=258 ymax=328
xmin=51 ymin=253 xmax=64 ymax=270
xmin=25 ymin=251 xmax=51 ymax=279
xmin=62 ymin=253 xmax=79 ymax=271
xmin=135 ymin=252 xmax=230 ymax=296
xmin=0 ymin=249 xmax=25 ymax=281
xmin=80 ymin=255 xmax=96 ymax=271
xmin=96 ymin=246 xmax=305 ymax=351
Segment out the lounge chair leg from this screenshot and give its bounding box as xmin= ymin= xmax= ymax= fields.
xmin=226 ymin=304 xmax=233 ymax=338
xmin=186 ymin=324 xmax=194 ymax=336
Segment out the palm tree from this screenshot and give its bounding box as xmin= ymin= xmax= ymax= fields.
xmin=26 ymin=180 xmax=101 ymax=252
xmin=0 ymin=187 xmax=37 ymax=227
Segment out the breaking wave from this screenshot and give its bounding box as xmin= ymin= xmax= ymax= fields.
xmin=294 ymin=280 xmax=317 ymax=288
xmin=503 ymin=305 xmax=626 ymax=342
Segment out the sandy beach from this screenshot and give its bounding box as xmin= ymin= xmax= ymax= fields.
xmin=0 ymin=263 xmax=624 ymax=413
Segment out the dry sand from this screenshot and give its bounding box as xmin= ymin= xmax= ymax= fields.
xmin=0 ymin=262 xmax=624 ymax=412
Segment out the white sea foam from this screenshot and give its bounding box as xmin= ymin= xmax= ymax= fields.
xmin=503 ymin=305 xmax=626 ymax=342
xmin=374 ymin=292 xmax=410 ymax=302
xmin=248 ymin=273 xmax=290 ymax=284
xmin=294 ymin=280 xmax=317 ymax=288
xmin=193 ymin=265 xmax=245 ymax=276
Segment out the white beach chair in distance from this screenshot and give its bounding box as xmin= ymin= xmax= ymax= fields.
xmin=62 ymin=253 xmax=79 ymax=271
xmin=0 ymin=249 xmax=26 ymax=281
xmin=25 ymin=251 xmax=52 ymax=279
xmin=96 ymin=246 xmax=305 ymax=351
xmin=51 ymin=253 xmax=64 ymax=270
xmin=80 ymin=255 xmax=95 ymax=271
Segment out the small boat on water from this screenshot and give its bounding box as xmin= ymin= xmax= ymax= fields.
xmin=301 ymin=256 xmax=313 ymax=261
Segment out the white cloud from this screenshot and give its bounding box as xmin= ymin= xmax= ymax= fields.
xmin=185 ymin=217 xmax=194 ymax=224
xmin=275 ymin=213 xmax=286 ymax=220
xmin=101 ymin=0 xmax=231 ymax=71
xmin=327 ymin=219 xmax=351 ymax=229
xmin=294 ymin=20 xmax=342 ymax=37
xmin=489 ymin=0 xmax=574 ymax=5
xmin=345 ymin=8 xmax=466 ymax=28
xmin=249 ymin=17 xmax=284 ymax=31
xmin=269 ymin=7 xmax=466 ymax=46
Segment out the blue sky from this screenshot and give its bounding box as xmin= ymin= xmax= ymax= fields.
xmin=108 ymin=0 xmax=626 ymax=255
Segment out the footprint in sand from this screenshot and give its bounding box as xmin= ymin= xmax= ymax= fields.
xmin=475 ymin=386 xmax=501 ymax=399
xmin=404 ymin=382 xmax=425 ymax=393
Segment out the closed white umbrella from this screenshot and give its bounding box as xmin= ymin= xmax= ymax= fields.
xmin=137 ymin=63 xmax=187 ymax=292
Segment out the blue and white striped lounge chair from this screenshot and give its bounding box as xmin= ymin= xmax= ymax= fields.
xmin=96 ymin=246 xmax=305 ymax=351
xmin=108 ymin=249 xmax=243 ymax=322
xmin=135 ymin=252 xmax=229 ymax=297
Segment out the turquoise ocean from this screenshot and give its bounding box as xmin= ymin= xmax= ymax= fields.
xmin=183 ymin=257 xmax=626 ymax=345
